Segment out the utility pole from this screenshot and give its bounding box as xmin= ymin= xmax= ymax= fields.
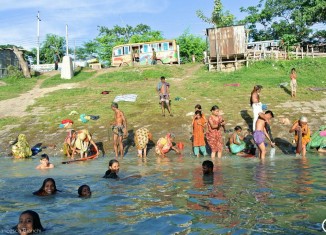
xmin=65 ymin=24 xmax=69 ymax=56
xmin=37 ymin=11 xmax=41 ymax=65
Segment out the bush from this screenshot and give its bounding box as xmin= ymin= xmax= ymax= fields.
xmin=6 ymin=65 xmax=24 ymax=79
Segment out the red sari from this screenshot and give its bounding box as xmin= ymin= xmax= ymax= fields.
xmin=206 ymin=115 xmax=223 ymax=152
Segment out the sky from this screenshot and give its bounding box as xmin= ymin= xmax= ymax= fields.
xmin=0 ymin=0 xmax=262 ymax=50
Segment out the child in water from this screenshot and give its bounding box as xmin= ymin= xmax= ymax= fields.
xmin=103 ymin=159 xmax=120 ymax=179
xmin=12 ymin=210 xmax=45 ymax=234
xmin=33 ymin=178 xmax=58 ymax=196
xmin=35 ymin=154 xmax=54 ymax=170
xmin=78 ymin=185 xmax=91 ymax=198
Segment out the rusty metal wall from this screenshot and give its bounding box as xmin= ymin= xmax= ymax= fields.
xmin=207 ymin=25 xmax=246 ymax=58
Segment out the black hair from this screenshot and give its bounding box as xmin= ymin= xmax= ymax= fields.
xmin=265 ymin=110 xmax=274 ymax=118
xmin=234 ymin=126 xmax=242 ymax=131
xmin=195 ymin=104 xmax=202 ymax=109
xmin=13 ymin=210 xmax=45 ymax=233
xmin=210 ymin=105 xmax=219 ymax=111
xmin=33 ymin=178 xmax=57 ymax=196
xmin=109 ymin=159 xmax=119 ymax=167
xmin=111 ymin=102 xmax=118 ymax=108
xmin=194 ymin=110 xmax=202 ymax=117
xmin=291 ymin=68 xmax=296 ymax=72
xmin=78 ymin=185 xmax=91 ymax=196
xmin=160 ymin=76 xmax=165 ymax=80
xmin=202 ymin=160 xmax=214 ymax=169
xmin=40 ymin=154 xmax=49 ymax=161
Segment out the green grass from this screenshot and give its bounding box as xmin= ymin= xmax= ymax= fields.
xmin=40 ymin=68 xmax=96 ymax=88
xmin=1 ymin=58 xmax=325 ymax=150
xmin=0 ymin=77 xmax=37 ymax=101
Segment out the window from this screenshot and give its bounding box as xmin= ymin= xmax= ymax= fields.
xmin=162 ymin=42 xmax=169 ymax=51
xmin=114 ymin=47 xmax=123 ymax=56
xmin=143 ymin=44 xmax=149 ymax=53
xmin=124 ymin=46 xmax=130 ymax=55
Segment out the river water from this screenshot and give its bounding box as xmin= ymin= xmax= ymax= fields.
xmin=0 ymin=151 xmax=325 ymax=234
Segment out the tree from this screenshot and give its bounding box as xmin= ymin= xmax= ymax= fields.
xmin=12 ymin=46 xmax=31 ymax=78
xmin=196 ymin=0 xmax=235 ymax=27
xmin=75 ymin=40 xmax=99 ymax=60
xmin=176 ymin=30 xmax=207 ymax=63
xmin=38 ymin=34 xmax=65 ymax=64
xmin=240 ymin=0 xmax=326 ymax=42
xmin=95 ymin=24 xmax=164 ymax=65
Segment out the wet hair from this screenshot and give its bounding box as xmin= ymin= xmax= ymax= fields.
xmin=78 ymin=185 xmax=91 ymax=197
xmin=210 ymin=105 xmax=219 ymax=111
xmin=109 ymin=159 xmax=119 ymax=167
xmin=13 ymin=210 xmax=45 ymax=233
xmin=33 ymin=178 xmax=58 ymax=196
xmin=234 ymin=126 xmax=242 ymax=131
xmin=202 ymin=160 xmax=214 ymax=170
xmin=160 ymin=76 xmax=165 ymax=80
xmin=195 ymin=104 xmax=202 ymax=110
xmin=265 ymin=110 xmax=274 ymax=118
xmin=195 ymin=110 xmax=202 ymax=117
xmin=111 ymin=102 xmax=118 ymax=108
xmin=40 ymin=154 xmax=49 ymax=161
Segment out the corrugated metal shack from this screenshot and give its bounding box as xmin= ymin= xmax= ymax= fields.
xmin=0 ymin=48 xmax=19 ymax=78
xmin=206 ymin=25 xmax=247 ymax=72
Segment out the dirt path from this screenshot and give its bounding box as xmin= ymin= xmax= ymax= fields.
xmin=0 ymin=79 xmax=81 ymax=118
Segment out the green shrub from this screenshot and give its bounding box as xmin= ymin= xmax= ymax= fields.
xmin=6 ymin=65 xmax=24 ymax=79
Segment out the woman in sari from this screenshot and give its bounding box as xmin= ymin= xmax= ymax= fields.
xmin=155 ymin=133 xmax=179 ymax=157
xmin=206 ymin=105 xmax=226 ymax=158
xmin=12 ymin=134 xmax=32 ymax=158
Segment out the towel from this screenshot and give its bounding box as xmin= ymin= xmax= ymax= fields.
xmin=113 ymin=94 xmax=138 ymax=102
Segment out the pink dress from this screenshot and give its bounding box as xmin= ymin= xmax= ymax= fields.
xmin=206 ymin=115 xmax=223 ymax=152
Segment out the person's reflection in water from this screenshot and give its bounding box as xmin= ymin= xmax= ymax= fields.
xmin=202 ymin=160 xmax=214 ymax=184
xmin=294 ymin=157 xmax=313 ymax=195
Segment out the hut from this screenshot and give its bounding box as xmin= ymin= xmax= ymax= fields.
xmin=205 ymin=25 xmax=247 ymax=72
xmin=0 ymin=48 xmax=19 ymax=78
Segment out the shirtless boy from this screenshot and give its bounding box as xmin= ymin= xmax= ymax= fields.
xmin=254 ymin=110 xmax=275 ymax=159
xmin=36 ymin=154 xmax=54 ymax=169
xmin=111 ymin=102 xmax=127 ymax=157
xmin=157 ymin=76 xmax=172 ymax=116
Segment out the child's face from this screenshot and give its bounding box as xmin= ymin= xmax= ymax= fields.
xmin=44 ymin=181 xmax=55 ymax=195
xmin=72 ymin=132 xmax=77 ymax=138
xmin=40 ymin=158 xmax=49 ymax=166
xmin=236 ymin=129 xmax=242 ymax=134
xmin=81 ymin=186 xmax=91 ymax=197
xmin=202 ymin=165 xmax=213 ymax=175
xmin=195 ymin=114 xmax=200 ymax=119
xmin=212 ymin=109 xmax=219 ymax=115
xmin=110 ymin=162 xmax=120 ymax=173
xmin=18 ymin=213 xmax=33 ymax=235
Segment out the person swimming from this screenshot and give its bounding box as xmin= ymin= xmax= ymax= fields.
xmin=12 ymin=210 xmax=45 ymax=234
xmin=103 ymin=159 xmax=120 ymax=179
xmin=78 ymin=184 xmax=92 ymax=198
xmin=33 ymin=178 xmax=59 ymax=196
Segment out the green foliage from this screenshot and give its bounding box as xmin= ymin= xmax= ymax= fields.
xmin=196 ymin=0 xmax=235 ymax=27
xmin=176 ymin=30 xmax=207 ymax=63
xmin=94 ymin=24 xmax=164 ymax=65
xmin=6 ymin=65 xmax=25 ymax=79
xmin=240 ymin=0 xmax=324 ymax=42
xmin=282 ymin=34 xmax=297 ymax=52
xmin=39 ymin=34 xmax=66 ymax=64
xmin=75 ymin=41 xmax=100 ymax=60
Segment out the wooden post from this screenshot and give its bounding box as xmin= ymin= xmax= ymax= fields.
xmin=235 ymin=55 xmax=238 ymax=70
xmin=301 ymin=47 xmax=303 ymax=59
xmin=306 ymin=45 xmax=308 ymax=56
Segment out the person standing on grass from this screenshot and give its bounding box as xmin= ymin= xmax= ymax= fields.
xmin=111 ymin=102 xmax=128 ymax=158
xmin=206 ymin=105 xmax=226 ymax=159
xmin=156 ymin=76 xmax=172 ymax=116
xmin=250 ymin=85 xmax=263 ymax=131
xmin=54 ymin=51 xmax=60 ymax=70
xmin=254 ymin=110 xmax=275 ymax=159
xmin=290 ymin=68 xmax=297 ymax=98
xmin=151 ymin=48 xmax=157 ymax=65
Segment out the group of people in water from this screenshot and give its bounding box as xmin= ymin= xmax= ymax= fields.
xmin=8 ymin=70 xmax=326 ymax=234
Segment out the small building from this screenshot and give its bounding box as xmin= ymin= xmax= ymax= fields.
xmin=206 ymin=25 xmax=247 ymax=71
xmin=0 ymin=48 xmax=19 ymax=78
